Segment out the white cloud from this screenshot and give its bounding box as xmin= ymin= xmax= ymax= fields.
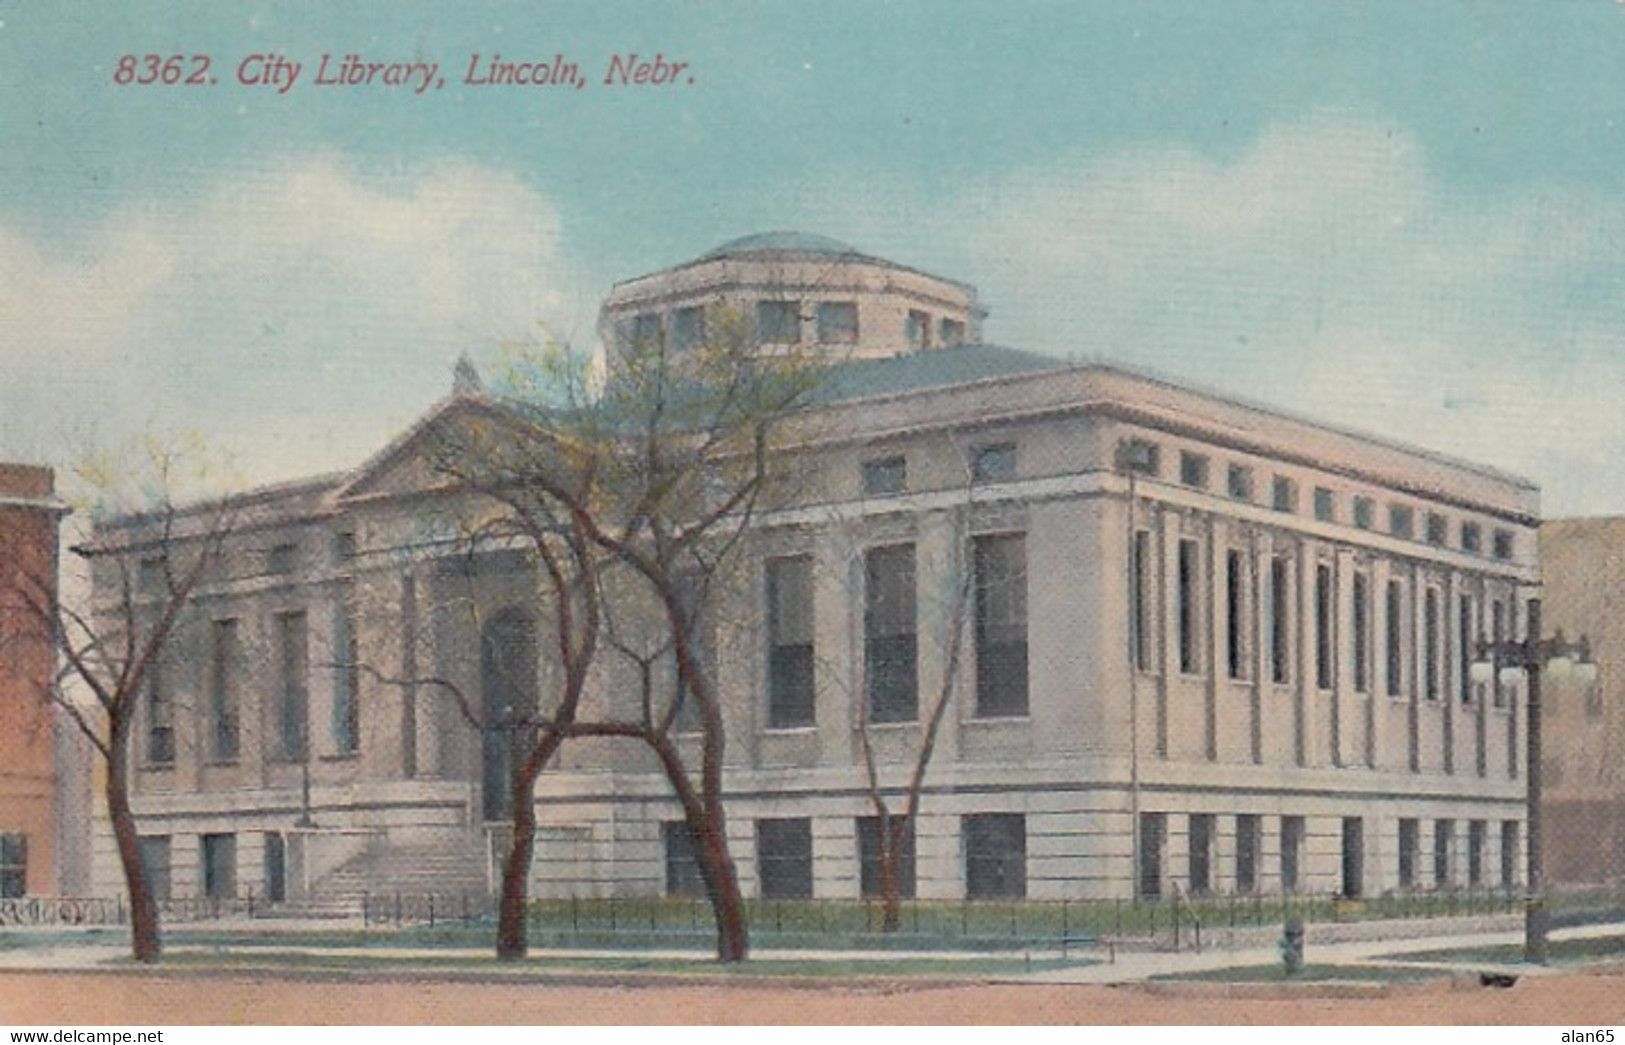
xmin=0 ymin=155 xmax=583 ymax=487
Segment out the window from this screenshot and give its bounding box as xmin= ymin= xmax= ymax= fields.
xmin=1188 ymin=814 xmax=1214 ymax=895
xmin=964 ymin=813 xmax=1026 ymax=900
xmin=1177 ymin=538 xmax=1201 ymax=675
xmin=1138 ymin=813 xmax=1165 ymax=899
xmin=1501 ymin=821 xmax=1520 ymax=888
xmin=1459 ymin=595 xmax=1476 ymax=705
xmin=138 ymin=835 xmax=171 ymax=903
xmin=1315 ymin=563 xmax=1334 ymax=691
xmin=939 ymin=317 xmax=966 ymax=347
xmin=1272 ymin=476 xmax=1298 ymax=513
xmin=1235 ymin=814 xmax=1260 ymax=893
xmin=1461 ymin=522 xmax=1483 ymax=555
xmin=865 ymin=545 xmax=917 ymax=723
xmin=857 ymin=815 xmax=916 ymax=899
xmin=145 ymin=659 xmax=174 ymax=766
xmin=971 ymin=443 xmax=1016 ymax=484
xmin=974 ymin=534 xmax=1028 ymax=717
xmin=266 ymin=543 xmax=298 ymax=576
xmin=905 ymin=309 xmax=931 ymax=350
xmin=1351 ymin=572 xmax=1370 ymax=694
xmin=757 ymin=818 xmax=813 ymax=899
xmin=1280 ymin=816 xmax=1304 ymax=893
xmin=276 ymin=611 xmax=309 ymax=762
xmin=862 ymin=455 xmax=906 ymax=497
xmin=1389 ymin=505 xmax=1415 ymax=540
xmin=331 ymin=531 xmax=357 ymax=564
xmin=1492 ymin=599 xmax=1507 ymax=709
xmin=332 ymin=602 xmax=360 ymax=755
xmin=1468 ymin=820 xmax=1486 ymax=888
xmin=1131 ymin=531 xmax=1154 ymax=673
xmin=1386 ymin=580 xmax=1405 ymax=698
xmin=663 ymin=822 xmax=705 ymax=898
xmin=672 ymin=305 xmax=706 ymax=349
xmin=1425 ymin=512 xmax=1448 ymax=547
xmin=209 ymin=619 xmax=241 ymax=762
xmin=1341 ymin=818 xmax=1364 ymax=899
xmin=1492 ymin=529 xmax=1515 ymax=562
xmin=1179 ymin=452 xmax=1210 ymax=489
xmin=0 ymin=834 xmax=25 ymax=898
xmin=1424 ymin=588 xmax=1441 ymax=702
xmin=1313 ymin=487 xmax=1336 ymax=522
xmin=630 ymin=312 xmax=662 ymax=347
xmin=756 ymin=300 xmax=801 ymax=344
xmin=1434 ymin=819 xmax=1454 ymax=889
xmin=766 ymin=556 xmax=816 ymax=729
xmin=1269 ymin=555 xmax=1291 ymax=685
xmin=816 ymin=301 xmax=858 ymax=344
xmin=1119 ymin=438 xmax=1160 ymax=476
xmin=137 ymin=556 xmax=167 ymax=596
xmin=1227 ymin=464 xmax=1254 ymax=502
xmin=202 ymin=833 xmax=236 ymax=901
xmin=1398 ymin=818 xmax=1419 ymax=889
xmin=263 ymin=832 xmax=287 ymax=904
xmin=1226 ymin=549 xmax=1248 ymax=680
xmin=1353 ymin=496 xmax=1375 ymax=530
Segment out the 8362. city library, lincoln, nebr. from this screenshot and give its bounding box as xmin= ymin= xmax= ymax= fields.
xmin=233 ymin=51 xmax=691 ymax=94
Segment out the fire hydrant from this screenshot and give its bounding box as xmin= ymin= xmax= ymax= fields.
xmin=1279 ymin=917 xmax=1305 ymax=976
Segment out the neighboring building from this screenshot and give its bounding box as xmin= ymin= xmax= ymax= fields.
xmin=0 ymin=464 xmax=62 ymax=897
xmin=1536 ymin=518 xmax=1625 ymax=887
xmin=92 ymin=236 xmax=1539 ymax=906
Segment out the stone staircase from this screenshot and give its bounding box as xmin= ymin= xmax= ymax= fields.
xmin=268 ymin=833 xmax=491 ymax=920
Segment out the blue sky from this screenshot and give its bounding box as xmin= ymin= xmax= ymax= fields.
xmin=2 ymin=1 xmax=1624 ymax=513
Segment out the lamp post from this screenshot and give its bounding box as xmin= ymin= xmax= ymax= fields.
xmin=1472 ymin=597 xmax=1597 ymax=964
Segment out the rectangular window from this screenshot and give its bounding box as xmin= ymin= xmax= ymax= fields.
xmin=1315 ymin=563 xmax=1334 ymax=691
xmin=1177 ymin=538 xmax=1201 ymax=675
xmin=1280 ymin=815 xmax=1304 ymax=893
xmin=1227 ymin=464 xmax=1254 ymax=502
xmin=1341 ymin=817 xmax=1365 ymax=899
xmin=1313 ymin=487 xmax=1336 ymax=522
xmin=1235 ymin=814 xmax=1260 ymax=893
xmin=266 ymin=543 xmax=298 ymax=576
xmin=766 ymin=556 xmax=816 ymax=729
xmin=1461 ymin=522 xmax=1483 ymax=555
xmin=1272 ymin=476 xmax=1298 ymax=513
xmin=757 ymin=818 xmax=813 ymax=900
xmin=1424 ymin=588 xmax=1441 ymax=702
xmin=138 ymin=835 xmax=171 ymax=903
xmin=1179 ymin=452 xmax=1210 ymax=489
xmin=1188 ymin=814 xmax=1214 ymax=895
xmin=663 ymin=821 xmax=705 ymax=898
xmin=1269 ymin=556 xmax=1291 ymax=685
xmin=331 ymin=530 xmax=357 ymax=564
xmin=905 ymin=309 xmax=931 ymax=350
xmin=1434 ymin=819 xmax=1454 ymax=889
xmin=1226 ymin=550 xmax=1248 ymax=680
xmin=865 ymin=544 xmax=918 ymax=723
xmin=1398 ymin=818 xmax=1419 ymax=889
xmin=672 ymin=305 xmax=707 ymax=349
xmin=975 ymin=534 xmax=1029 ymax=717
xmin=862 ymin=455 xmax=906 ymax=497
xmin=145 ymin=659 xmax=174 ymax=766
xmin=1120 ymin=438 xmax=1161 ymax=476
xmin=209 ymin=619 xmax=240 ymax=762
xmin=332 ymin=602 xmax=360 ymax=755
xmin=1492 ymin=599 xmax=1507 ymax=709
xmin=816 ymin=301 xmax=858 ymax=344
xmin=0 ymin=834 xmax=25 ymax=898
xmin=964 ymin=813 xmax=1026 ymax=900
xmin=1353 ymin=496 xmax=1375 ymax=530
xmin=1389 ymin=505 xmax=1415 ymax=540
xmin=1138 ymin=813 xmax=1166 ymax=899
xmin=971 ymin=443 xmax=1017 ymax=484
xmin=263 ymin=832 xmax=286 ymax=904
xmin=857 ymin=816 xmax=916 ymax=900
xmin=1501 ymin=821 xmax=1520 ymax=888
xmin=201 ymin=832 xmax=236 ymax=902
xmin=276 ymin=611 xmax=309 ymax=762
xmin=1352 ymin=572 xmax=1370 ymax=693
xmin=1468 ymin=820 xmax=1486 ymax=888
xmin=137 ymin=556 xmax=167 ymax=596
xmin=1426 ymin=513 xmax=1449 ymax=546
xmin=630 ymin=312 xmax=662 ymax=347
xmin=1131 ymin=530 xmax=1154 ymax=673
xmin=1492 ymin=529 xmax=1516 ymax=561
xmin=939 ymin=317 xmax=966 ymax=347
xmin=1459 ymin=595 xmax=1476 ymax=705
xmin=756 ymin=300 xmax=801 ymax=343
xmin=1386 ymin=580 xmax=1405 ymax=698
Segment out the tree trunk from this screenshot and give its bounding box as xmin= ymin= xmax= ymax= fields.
xmin=106 ymin=738 xmax=160 ymax=963
xmin=495 ymin=761 xmax=542 ymax=961
xmin=690 ymin=808 xmax=748 ymax=962
xmin=878 ymin=818 xmax=905 ymax=933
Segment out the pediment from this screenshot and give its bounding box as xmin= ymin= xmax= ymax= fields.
xmin=334 ymin=394 xmax=524 ymax=504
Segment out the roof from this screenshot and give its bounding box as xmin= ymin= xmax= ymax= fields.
xmin=700 ymin=231 xmax=865 ymax=259
xmin=813 ymin=344 xmax=1068 ymax=403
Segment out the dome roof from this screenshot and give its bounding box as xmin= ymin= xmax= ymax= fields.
xmin=700 ymin=231 xmax=864 ymax=259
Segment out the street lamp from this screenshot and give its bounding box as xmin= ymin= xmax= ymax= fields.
xmin=1471 ymin=597 xmax=1597 ymax=965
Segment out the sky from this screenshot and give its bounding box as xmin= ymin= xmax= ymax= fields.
xmin=2 ymin=1 xmax=1624 ymax=515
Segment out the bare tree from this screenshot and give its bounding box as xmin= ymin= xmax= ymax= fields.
xmin=0 ymin=444 xmax=236 ymax=962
